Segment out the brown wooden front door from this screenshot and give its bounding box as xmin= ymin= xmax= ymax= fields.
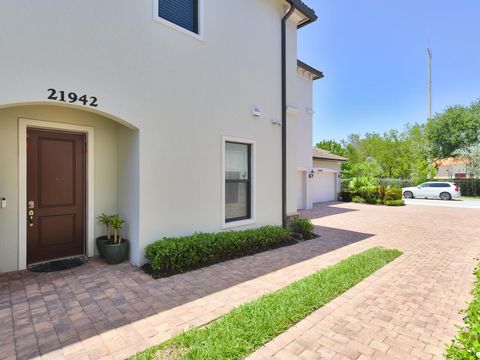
xmin=27 ymin=129 xmax=86 ymax=264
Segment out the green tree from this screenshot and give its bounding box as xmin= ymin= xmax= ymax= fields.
xmin=315 ymin=139 xmax=346 ymax=156
xmin=340 ymin=124 xmax=435 ymax=183
xmin=344 ymin=158 xmax=383 ymax=179
xmin=425 ymin=100 xmax=480 ymax=159
xmin=403 ymin=124 xmax=436 ymax=184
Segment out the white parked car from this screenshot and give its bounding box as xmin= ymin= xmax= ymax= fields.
xmin=402 ymin=182 xmax=460 ymax=200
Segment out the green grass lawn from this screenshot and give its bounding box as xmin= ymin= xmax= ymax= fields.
xmin=132 ymin=247 xmax=402 ymax=360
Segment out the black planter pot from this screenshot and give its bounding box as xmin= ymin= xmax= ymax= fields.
xmin=104 ymin=239 xmax=129 ymax=265
xmin=96 ymin=236 xmax=110 ymax=258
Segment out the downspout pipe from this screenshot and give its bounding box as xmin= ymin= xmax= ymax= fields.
xmin=281 ymin=3 xmax=296 ymax=228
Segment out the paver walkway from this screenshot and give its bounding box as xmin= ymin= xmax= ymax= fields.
xmin=1 ymin=202 xmax=478 ymax=359
xmin=0 ymin=222 xmax=363 ymax=360
xmin=249 ymin=202 xmax=480 ymax=360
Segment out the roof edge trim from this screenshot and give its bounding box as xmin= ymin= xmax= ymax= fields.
xmin=297 ymin=60 xmax=324 ymax=80
xmin=285 ymin=0 xmax=317 ymax=28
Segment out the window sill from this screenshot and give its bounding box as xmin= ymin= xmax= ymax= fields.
xmin=153 ymin=16 xmax=204 ymax=41
xmin=222 ymin=218 xmax=256 ymax=230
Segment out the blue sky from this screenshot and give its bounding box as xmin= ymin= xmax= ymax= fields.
xmin=298 ymin=0 xmax=480 ymax=143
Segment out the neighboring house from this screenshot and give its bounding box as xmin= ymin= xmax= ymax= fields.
xmin=310 ymin=148 xmax=347 ymax=205
xmin=0 ymin=0 xmax=322 ymax=272
xmin=295 ymin=147 xmax=347 ymax=210
xmin=433 ymin=157 xmax=469 ymax=179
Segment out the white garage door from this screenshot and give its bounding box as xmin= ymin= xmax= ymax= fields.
xmin=311 ymin=172 xmax=336 ymax=203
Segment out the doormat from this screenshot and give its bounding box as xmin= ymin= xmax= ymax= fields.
xmin=28 ymin=256 xmax=88 ymax=273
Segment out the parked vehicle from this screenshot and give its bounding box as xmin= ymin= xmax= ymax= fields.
xmin=402 ymin=182 xmax=460 ymax=200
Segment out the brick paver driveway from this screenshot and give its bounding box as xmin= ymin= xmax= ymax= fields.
xmin=1 ymin=202 xmax=479 ymax=359
xmin=250 ymin=202 xmax=480 ymax=360
xmin=0 ymin=222 xmax=362 ymax=360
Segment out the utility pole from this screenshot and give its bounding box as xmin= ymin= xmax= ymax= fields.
xmin=428 ymin=48 xmax=432 ymax=120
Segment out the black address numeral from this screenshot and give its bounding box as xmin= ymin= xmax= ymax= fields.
xmin=47 ymin=89 xmax=99 ymax=108
xmin=47 ymin=88 xmax=57 ymax=100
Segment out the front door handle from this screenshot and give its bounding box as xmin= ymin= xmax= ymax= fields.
xmin=28 ymin=201 xmax=35 ymax=227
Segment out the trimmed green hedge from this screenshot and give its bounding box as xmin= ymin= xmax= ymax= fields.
xmin=145 ymin=226 xmax=292 ymax=275
xmin=346 ymin=178 xmax=480 ymax=197
xmin=446 ymin=261 xmax=480 ymax=359
xmin=288 ymin=218 xmax=315 ymax=239
xmin=348 ymin=185 xmax=403 ymax=206
xmin=444 ymin=179 xmax=480 ymax=197
xmin=385 ymin=200 xmax=405 ymax=206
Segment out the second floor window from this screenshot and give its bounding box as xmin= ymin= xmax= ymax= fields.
xmin=158 ymin=0 xmax=199 ymax=34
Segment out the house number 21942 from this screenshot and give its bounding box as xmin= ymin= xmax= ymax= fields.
xmin=47 ymin=89 xmax=98 ymax=108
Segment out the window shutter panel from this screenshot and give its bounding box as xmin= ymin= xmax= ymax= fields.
xmin=158 ymin=0 xmax=198 ymax=34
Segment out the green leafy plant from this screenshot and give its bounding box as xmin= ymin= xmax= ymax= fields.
xmin=145 ymin=226 xmax=292 ymax=276
xmin=132 ymin=248 xmax=402 ymax=360
xmin=340 ymin=191 xmax=353 ymax=202
xmin=110 ymin=214 xmax=125 ymax=243
xmin=377 ymin=186 xmax=403 ymax=203
xmin=352 ymin=196 xmax=366 ymax=204
xmin=289 ymin=218 xmax=315 ymax=239
xmin=384 ymin=187 xmax=403 ymax=201
xmin=97 ymin=213 xmax=112 ymax=240
xmin=377 ymin=178 xmax=413 ymax=188
xmin=384 ymin=200 xmax=405 ymax=206
xmin=445 ymin=260 xmax=480 ymax=359
xmin=349 ymin=176 xmax=378 ymax=197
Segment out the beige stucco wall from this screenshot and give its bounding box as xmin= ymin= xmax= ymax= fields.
xmin=435 ymin=164 xmax=467 ymax=179
xmin=0 ymin=0 xmax=311 ymax=268
xmin=0 ymin=105 xmax=121 ymax=272
xmin=289 ymin=72 xmax=315 ymax=211
xmin=313 ymin=160 xmax=342 ymax=173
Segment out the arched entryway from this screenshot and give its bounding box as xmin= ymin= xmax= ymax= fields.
xmin=0 ymin=103 xmax=139 ymax=272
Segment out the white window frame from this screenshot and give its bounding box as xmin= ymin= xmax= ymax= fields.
xmin=222 ymin=136 xmax=256 ymax=229
xmin=153 ymin=0 xmax=205 ymax=41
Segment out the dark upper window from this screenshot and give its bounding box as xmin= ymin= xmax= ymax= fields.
xmin=431 ymin=183 xmax=450 ymax=188
xmin=225 ymin=142 xmax=252 ymax=223
xmin=158 ymin=0 xmax=199 ymax=34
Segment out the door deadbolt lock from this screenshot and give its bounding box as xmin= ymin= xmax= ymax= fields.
xmin=28 ymin=210 xmax=34 ymax=216
xmin=28 ymin=201 xmax=35 ymax=209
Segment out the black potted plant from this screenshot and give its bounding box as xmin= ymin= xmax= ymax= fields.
xmin=103 ymin=214 xmax=129 ymax=264
xmin=96 ymin=213 xmax=112 ymax=258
